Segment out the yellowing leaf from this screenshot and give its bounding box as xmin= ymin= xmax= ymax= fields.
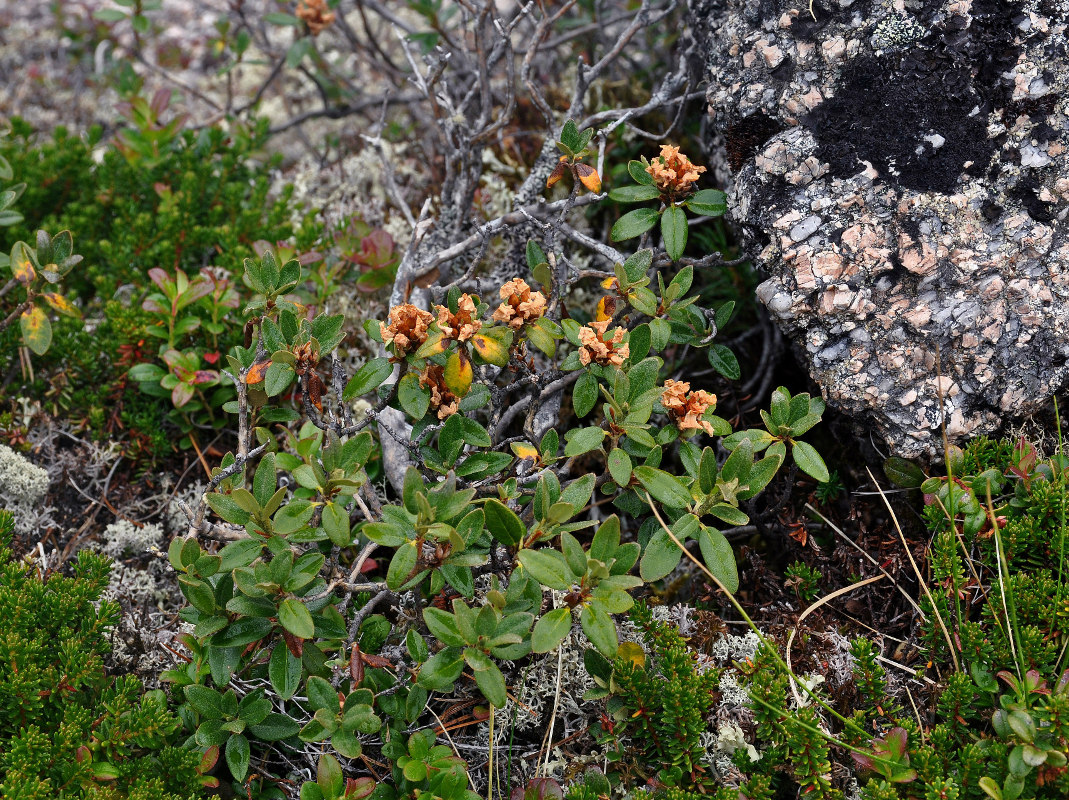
xmin=616 ymin=641 xmax=646 ymax=668
xmin=471 ymin=330 xmax=512 ymax=367
xmin=20 ymin=306 xmax=52 ymax=355
xmin=600 ymin=276 xmax=617 ymax=290
xmin=595 ymin=296 xmax=616 ymax=322
xmin=510 ymin=442 xmax=540 ymax=463
xmin=443 ymin=350 xmax=472 ymax=398
xmin=414 ymin=331 xmax=447 ymax=359
xmin=11 ymin=243 xmax=35 ymax=284
xmin=41 ymin=292 xmax=81 ymax=318
xmin=574 ymin=163 xmax=601 ymax=193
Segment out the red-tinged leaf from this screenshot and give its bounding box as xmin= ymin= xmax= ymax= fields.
xmin=172 ymin=381 xmax=195 ymax=408
xmin=199 ymin=745 xmax=220 ymax=772
xmin=346 ymin=777 xmax=376 ymax=800
xmin=203 ymin=351 xmax=220 ymax=365
xmin=546 ymin=160 xmax=568 ymax=188
xmin=350 ymin=643 xmax=365 ymax=685
xmin=283 ymin=630 xmax=304 ymax=659
xmin=246 ymin=360 xmax=271 ymax=384
xmin=192 ymin=369 xmax=219 ymax=385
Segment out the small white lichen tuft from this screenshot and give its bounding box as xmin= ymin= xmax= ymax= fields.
xmin=0 ymin=444 xmax=53 ymax=538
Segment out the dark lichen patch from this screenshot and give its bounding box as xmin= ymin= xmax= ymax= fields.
xmin=788 ymin=1 xmax=844 ymax=41
xmin=803 ymin=0 xmax=1026 ymax=193
xmin=802 ymin=55 xmax=993 ymax=193
xmin=1002 ymin=93 xmax=1060 ymax=125
xmin=1010 ymin=176 xmax=1057 ymax=223
xmin=725 ymin=112 xmax=784 ymax=172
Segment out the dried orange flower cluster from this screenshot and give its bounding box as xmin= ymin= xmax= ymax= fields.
xmin=380 ymin=303 xmax=432 ymax=357
xmin=661 ymin=379 xmax=717 ymax=435
xmin=296 ymin=0 xmax=335 ymax=34
xmin=435 ymin=294 xmax=481 ymax=342
xmin=578 ymin=320 xmax=629 ymax=367
xmin=419 ymin=364 xmax=460 ymax=420
xmin=646 ymin=144 xmax=706 ymax=196
xmin=492 ymin=279 xmax=547 ymax=330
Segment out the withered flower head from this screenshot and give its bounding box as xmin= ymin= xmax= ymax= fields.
xmin=578 ymin=319 xmax=629 ymax=367
xmin=492 ymin=278 xmax=547 ymax=330
xmin=296 ymin=0 xmax=335 ymax=35
xmin=419 ymin=364 xmax=460 ymax=420
xmin=380 ymin=303 xmax=433 ymax=358
xmin=661 ymin=379 xmax=717 ymax=435
xmin=646 ymin=144 xmax=706 ymax=196
xmin=435 ymin=293 xmax=482 ymax=342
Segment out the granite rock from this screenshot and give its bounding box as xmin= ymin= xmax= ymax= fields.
xmin=693 ymin=0 xmax=1069 ymax=457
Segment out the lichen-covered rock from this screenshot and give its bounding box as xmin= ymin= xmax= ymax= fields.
xmin=694 ymin=0 xmax=1069 ymax=456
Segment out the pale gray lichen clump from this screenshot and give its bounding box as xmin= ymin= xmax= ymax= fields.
xmin=695 ymin=0 xmax=1069 ymax=456
xmin=0 ymin=444 xmax=53 ymax=538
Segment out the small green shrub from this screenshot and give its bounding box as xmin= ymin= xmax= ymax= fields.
xmin=0 ymin=509 xmax=210 ymax=799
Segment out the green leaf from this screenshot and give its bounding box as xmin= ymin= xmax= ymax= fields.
xmin=660 ymin=205 xmax=688 ymax=261
xmin=423 ymin=607 xmax=466 ymax=647
xmin=321 ymin=501 xmax=351 ymax=547
xmin=526 ymin=240 xmax=548 ymax=272
xmin=417 ymin=647 xmax=465 ymax=691
xmin=627 ymin=160 xmax=655 ymax=185
xmin=639 ymin=528 xmax=684 ymax=582
xmin=184 ymin=685 xmax=224 ymax=720
xmin=634 ymin=466 xmax=691 ymax=509
xmin=226 ymin=734 xmax=251 ymax=782
xmin=264 ymin=11 xmax=302 ymax=25
xmin=686 ymin=188 xmax=728 ymax=217
xmin=698 ymin=527 xmax=739 ymax=593
xmin=264 ymin=362 xmax=295 ymax=397
xmin=344 ymin=357 xmax=393 ymax=400
xmin=278 ymin=598 xmax=315 ymax=639
xmin=564 ymin=426 xmax=607 ymax=457
xmin=269 ymin=645 xmax=302 ymax=701
xmin=792 ymin=441 xmax=830 ymax=483
xmin=611 ymin=208 xmax=661 ymax=242
xmin=455 ymin=451 xmax=513 ymax=479
xmin=93 ymin=8 xmax=129 ymax=21
xmin=472 ymin=660 xmax=507 ymax=708
xmin=573 ymin=372 xmax=599 ymax=418
xmin=518 ymin=549 xmax=573 ymax=591
xmin=707 ymin=344 xmax=740 ymax=381
xmin=884 ymin=457 xmax=925 ymax=488
xmin=248 ymin=713 xmax=300 ymax=741
xmin=532 ymin=607 xmax=573 ymax=653
xmin=306 ymin=676 xmax=340 ymax=713
xmin=609 ymin=184 xmax=661 ymax=203
xmin=212 ymin=617 xmax=272 ymax=648
xmin=386 ymin=542 xmax=419 ymax=590
xmin=484 ymin=499 xmax=525 ymax=546
xmin=607 ymin=448 xmax=633 ymax=487
xmin=398 ymin=372 xmax=431 ymax=420
xmin=580 ymin=603 xmax=618 ymax=658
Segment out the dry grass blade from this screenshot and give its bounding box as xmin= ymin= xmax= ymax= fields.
xmin=865 ymin=467 xmax=959 ymax=672
xmin=785 ymin=574 xmax=885 ymax=705
xmin=805 ymin=502 xmax=923 ymax=615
